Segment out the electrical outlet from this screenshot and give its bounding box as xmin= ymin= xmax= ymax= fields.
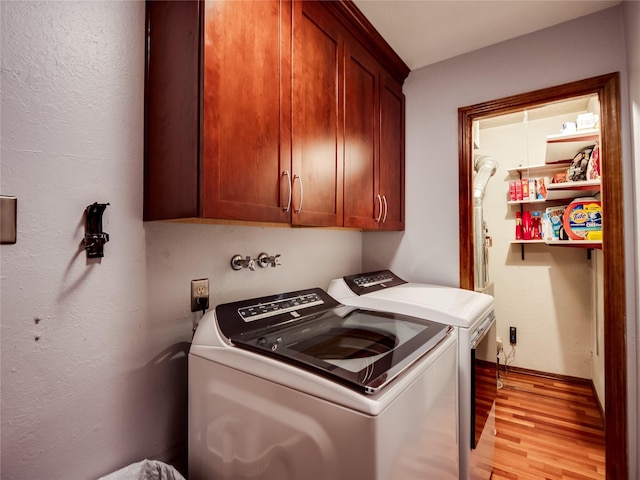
xmin=191 ymin=278 xmax=210 ymax=312
xmin=509 ymin=326 xmax=517 ymax=345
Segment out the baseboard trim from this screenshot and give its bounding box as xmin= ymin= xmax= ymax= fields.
xmin=591 ymin=382 xmax=606 ymax=421
xmin=499 ymin=364 xmax=592 ymax=387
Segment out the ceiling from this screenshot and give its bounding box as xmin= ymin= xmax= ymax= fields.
xmin=352 ymin=0 xmax=620 ymax=71
xmin=477 ymin=94 xmax=596 ymax=129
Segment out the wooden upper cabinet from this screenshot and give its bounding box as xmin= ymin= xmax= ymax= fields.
xmin=291 ymin=1 xmax=344 ymax=227
xmin=144 ymin=0 xmax=200 ymax=221
xmin=143 ymin=0 xmax=408 ymax=228
xmin=144 ymin=0 xmax=292 ymax=223
xmin=201 ymin=0 xmax=292 ymax=223
xmin=343 ymin=42 xmax=405 ymax=230
xmin=379 ymin=73 xmax=405 ymax=230
xmin=343 ymin=40 xmax=379 ymax=230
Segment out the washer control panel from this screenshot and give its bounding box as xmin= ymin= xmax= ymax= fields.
xmin=215 ymin=288 xmax=340 ymax=340
xmin=238 ymin=292 xmax=323 ymax=322
xmin=343 ymin=270 xmax=407 ymax=295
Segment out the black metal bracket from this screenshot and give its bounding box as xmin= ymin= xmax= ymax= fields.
xmin=84 ymin=202 xmax=110 ymax=258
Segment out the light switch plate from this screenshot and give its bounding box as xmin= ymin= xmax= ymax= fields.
xmin=0 ymin=196 xmax=17 ymax=244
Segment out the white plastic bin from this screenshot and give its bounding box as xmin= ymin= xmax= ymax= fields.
xmin=98 ymin=459 xmax=186 ymax=480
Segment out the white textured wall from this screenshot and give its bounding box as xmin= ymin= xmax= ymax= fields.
xmin=0 ymin=2 xmax=362 ymax=479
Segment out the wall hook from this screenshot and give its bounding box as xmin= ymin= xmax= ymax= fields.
xmin=84 ymin=202 xmax=110 ymax=258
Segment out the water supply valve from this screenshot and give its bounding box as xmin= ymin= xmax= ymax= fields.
xmin=230 ymin=255 xmax=255 ymax=271
xmin=257 ymin=253 xmax=281 ymax=268
xmin=230 ymin=253 xmax=282 ymax=271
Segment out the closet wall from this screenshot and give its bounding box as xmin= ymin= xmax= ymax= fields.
xmin=477 ymin=104 xmax=604 ymax=400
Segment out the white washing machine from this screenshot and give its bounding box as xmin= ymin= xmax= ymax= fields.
xmin=189 ymin=287 xmax=459 ymax=480
xmin=328 ymin=270 xmax=496 ymax=480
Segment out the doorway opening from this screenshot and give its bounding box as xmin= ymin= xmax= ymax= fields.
xmin=458 ymin=73 xmax=627 ymax=478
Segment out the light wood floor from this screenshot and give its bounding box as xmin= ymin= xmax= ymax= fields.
xmin=492 ymin=370 xmax=605 ymax=480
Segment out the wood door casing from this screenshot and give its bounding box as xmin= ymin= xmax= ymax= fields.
xmin=458 ymin=73 xmax=627 ymax=479
xmin=201 ymin=0 xmax=291 ymax=223
xmin=292 ymin=1 xmax=344 ymax=227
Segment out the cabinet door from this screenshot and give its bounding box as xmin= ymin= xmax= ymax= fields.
xmin=201 ymin=0 xmax=292 ymax=223
xmin=379 ymin=74 xmax=405 ymax=230
xmin=343 ymin=40 xmax=380 ymax=230
xmin=144 ymin=0 xmax=200 ymax=221
xmin=291 ymin=1 xmax=344 ymax=227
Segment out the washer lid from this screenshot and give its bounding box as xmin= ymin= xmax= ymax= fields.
xmin=214 ymin=288 xmax=451 ymax=394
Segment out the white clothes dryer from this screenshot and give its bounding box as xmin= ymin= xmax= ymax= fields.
xmin=189 ymin=287 xmax=459 ymax=480
xmin=328 ymin=270 xmax=496 ymax=480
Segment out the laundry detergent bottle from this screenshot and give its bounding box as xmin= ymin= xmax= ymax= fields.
xmin=522 ymin=211 xmax=533 ymax=240
xmin=531 ymin=211 xmax=542 ymax=239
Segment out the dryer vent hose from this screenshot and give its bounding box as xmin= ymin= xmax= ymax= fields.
xmin=473 ymin=155 xmax=498 ymax=206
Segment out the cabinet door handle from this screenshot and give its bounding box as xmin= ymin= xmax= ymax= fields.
xmin=294 ymin=174 xmax=303 ymax=213
xmin=282 ymin=170 xmax=292 ymax=212
xmin=382 ymin=195 xmax=388 ymax=223
xmin=375 ymin=194 xmax=382 ymax=222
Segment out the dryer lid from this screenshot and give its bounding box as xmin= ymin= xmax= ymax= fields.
xmin=329 ymin=270 xmax=494 ymax=328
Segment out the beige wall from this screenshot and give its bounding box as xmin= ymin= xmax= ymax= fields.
xmin=479 ymin=112 xmax=601 ymax=381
